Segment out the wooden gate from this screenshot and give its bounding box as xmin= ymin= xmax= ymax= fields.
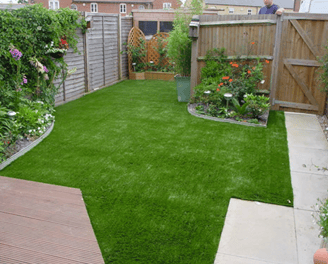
xmin=270 ymin=13 xmax=328 ymax=115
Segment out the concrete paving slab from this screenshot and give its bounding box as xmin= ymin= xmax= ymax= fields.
xmin=294 ymin=209 xmax=322 ymax=264
xmin=291 ymin=171 xmax=328 ymax=211
xmin=288 ymin=146 xmax=328 ymax=175
xmin=216 ymin=198 xmax=298 ymax=264
xmin=286 ymin=129 xmax=328 ymax=150
xmin=214 ymin=253 xmax=282 ymax=264
xmin=285 ymin=112 xmax=322 ymax=131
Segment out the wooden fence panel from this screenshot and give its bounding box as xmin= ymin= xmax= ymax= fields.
xmin=194 ymin=15 xmax=277 ymax=92
xmin=54 ymin=14 xmax=132 ymax=106
xmin=54 ymin=27 xmax=85 ymax=106
xmin=121 ymin=17 xmax=133 ymax=79
xmin=191 ymin=13 xmax=328 ymax=115
xmin=272 ymin=13 xmax=328 ymax=114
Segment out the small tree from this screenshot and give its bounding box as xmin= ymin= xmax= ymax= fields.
xmin=167 ymin=0 xmax=203 ymax=76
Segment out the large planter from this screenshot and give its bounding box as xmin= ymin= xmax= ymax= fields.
xmin=175 ymin=76 xmax=190 ymax=102
xmin=145 ymin=72 xmax=175 ymax=81
xmin=129 ymin=72 xmax=145 ymax=80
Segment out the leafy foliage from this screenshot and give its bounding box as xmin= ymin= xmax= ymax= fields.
xmin=0 ymin=4 xmax=84 ymax=161
xmin=319 ymin=44 xmax=328 ymax=92
xmin=167 ymin=0 xmax=203 ymax=76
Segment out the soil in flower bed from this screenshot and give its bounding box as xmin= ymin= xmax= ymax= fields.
xmin=188 ymin=103 xmax=269 ymax=127
xmin=2 ymin=123 xmax=53 ymax=162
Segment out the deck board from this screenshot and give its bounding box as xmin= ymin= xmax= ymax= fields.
xmin=0 ymin=176 xmax=105 ymax=264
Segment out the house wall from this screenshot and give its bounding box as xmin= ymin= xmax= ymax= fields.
xmin=29 ymin=0 xmax=71 ymax=9
xmin=204 ymin=4 xmax=293 ymax=14
xmin=132 ymin=9 xmax=217 ymax=33
xmin=294 ymin=0 xmax=301 ymax=12
xmin=74 ymin=2 xmax=152 ymax=16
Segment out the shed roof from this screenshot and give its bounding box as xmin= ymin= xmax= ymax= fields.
xmin=205 ymin=0 xmax=294 ymax=9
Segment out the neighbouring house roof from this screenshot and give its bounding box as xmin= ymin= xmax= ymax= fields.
xmin=73 ymin=0 xmax=153 ymax=3
xmin=205 ymin=0 xmax=294 ymax=9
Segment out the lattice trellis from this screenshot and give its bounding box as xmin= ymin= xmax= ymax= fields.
xmin=127 ymin=27 xmax=147 ymax=73
xmin=147 ymin=32 xmax=170 ymax=67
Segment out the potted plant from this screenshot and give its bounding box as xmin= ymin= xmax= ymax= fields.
xmin=125 ymin=38 xmax=147 ymax=80
xmin=167 ymin=0 xmax=203 ymax=102
xmin=312 ymin=196 xmax=328 ymax=263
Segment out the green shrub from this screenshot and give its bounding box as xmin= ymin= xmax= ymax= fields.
xmin=244 ymin=94 xmax=270 ymax=118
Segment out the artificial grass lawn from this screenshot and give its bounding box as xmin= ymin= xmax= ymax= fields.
xmin=1 ymin=80 xmax=293 ymax=263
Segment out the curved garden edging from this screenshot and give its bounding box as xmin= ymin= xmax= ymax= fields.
xmin=188 ymin=104 xmax=268 ymax=128
xmin=0 ymin=121 xmax=55 ymax=171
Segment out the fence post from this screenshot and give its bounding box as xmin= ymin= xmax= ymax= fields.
xmin=270 ymin=14 xmax=284 ymax=107
xmin=189 ymin=15 xmax=200 ymax=97
xmin=118 ymin=14 xmax=122 ymax=80
xmin=83 ymin=12 xmax=90 ymax=93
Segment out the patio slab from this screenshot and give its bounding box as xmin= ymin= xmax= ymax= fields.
xmin=284 ymin=113 xmax=322 ymax=131
xmin=291 ymin=171 xmax=328 ymax=211
xmin=214 ymin=198 xmax=298 ymax=264
xmin=214 ymin=253 xmax=280 ymax=264
xmin=294 ymin=208 xmax=322 ymax=264
xmin=286 ymin=129 xmax=328 ymax=150
xmin=288 ymin=146 xmax=328 ymax=175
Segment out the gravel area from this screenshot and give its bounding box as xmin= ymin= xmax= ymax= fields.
xmin=317 ymin=115 xmax=328 ymax=143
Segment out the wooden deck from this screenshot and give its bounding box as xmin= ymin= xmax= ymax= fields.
xmin=0 ymin=176 xmax=105 ymax=264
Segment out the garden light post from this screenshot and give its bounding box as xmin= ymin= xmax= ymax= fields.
xmin=224 ymin=93 xmax=232 ymax=108
xmin=204 ymin=90 xmax=211 ymax=108
xmin=7 ymin=111 xmax=16 ymax=119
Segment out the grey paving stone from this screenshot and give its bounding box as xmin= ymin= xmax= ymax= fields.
xmin=286 ymin=129 xmax=328 ymax=150
xmin=214 ymin=253 xmax=282 ymax=264
xmin=288 ymin=146 xmax=328 ymax=175
xmin=294 ymin=209 xmax=322 ymax=264
xmin=291 ymin=171 xmax=328 ymax=211
xmin=217 ymin=198 xmax=298 ymax=264
xmin=285 ymin=112 xmax=322 ymax=131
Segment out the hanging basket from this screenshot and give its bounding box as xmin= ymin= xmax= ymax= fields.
xmin=49 ymin=52 xmax=65 ymax=58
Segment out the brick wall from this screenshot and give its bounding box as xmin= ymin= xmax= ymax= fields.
xmin=30 ymin=0 xmax=71 ymax=9
xmin=74 ymin=2 xmax=152 ymax=15
xmin=294 ymin=0 xmax=301 ymax=12
xmin=152 ymin=0 xmax=179 ymax=9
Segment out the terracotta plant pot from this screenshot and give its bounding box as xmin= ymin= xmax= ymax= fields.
xmin=314 ymin=248 xmax=328 ymax=264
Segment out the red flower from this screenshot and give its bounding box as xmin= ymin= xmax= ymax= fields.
xmin=232 ymin=64 xmax=239 ymax=67
xmin=251 ymin=42 xmax=255 ymax=45
xmin=230 ymin=62 xmax=233 ymax=64
xmin=229 ymin=79 xmax=233 ymax=82
xmin=219 ymin=82 xmax=223 ymax=86
xmin=248 ymin=70 xmax=251 ymax=74
xmin=217 ymin=88 xmax=220 ymax=91
xmin=222 ymin=76 xmax=230 ymax=80
xmin=265 ymin=60 xmax=270 ymax=64
xmin=61 ymin=39 xmax=68 ymax=45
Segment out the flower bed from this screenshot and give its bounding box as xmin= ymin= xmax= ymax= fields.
xmin=0 ymin=5 xmax=85 ymax=162
xmin=189 ymin=47 xmax=271 ymax=126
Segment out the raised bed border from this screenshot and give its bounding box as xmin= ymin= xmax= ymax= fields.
xmin=0 ymin=121 xmax=55 ymax=170
xmin=129 ymin=71 xmax=175 ymax=81
xmin=188 ymin=104 xmax=269 ymax=128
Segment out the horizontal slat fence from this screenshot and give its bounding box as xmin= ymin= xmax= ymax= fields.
xmin=55 ymin=13 xmax=132 ymax=106
xmin=190 ymin=13 xmax=328 ymax=115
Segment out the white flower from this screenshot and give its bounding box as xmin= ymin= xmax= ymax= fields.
xmin=150 ymin=61 xmax=154 ymax=64
xmin=204 ymin=90 xmax=211 ymax=94
xmin=28 ymin=130 xmax=32 ymax=133
xmin=261 ymin=80 xmax=265 ymax=84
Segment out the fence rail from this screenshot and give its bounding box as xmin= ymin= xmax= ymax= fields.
xmin=190 ymin=13 xmax=328 ymax=115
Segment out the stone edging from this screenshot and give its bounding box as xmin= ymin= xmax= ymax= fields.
xmin=0 ymin=121 xmax=55 ymax=170
xmin=187 ymin=104 xmax=268 ymax=128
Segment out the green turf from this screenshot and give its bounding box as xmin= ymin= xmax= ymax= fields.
xmin=1 ymin=80 xmax=293 ymax=263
